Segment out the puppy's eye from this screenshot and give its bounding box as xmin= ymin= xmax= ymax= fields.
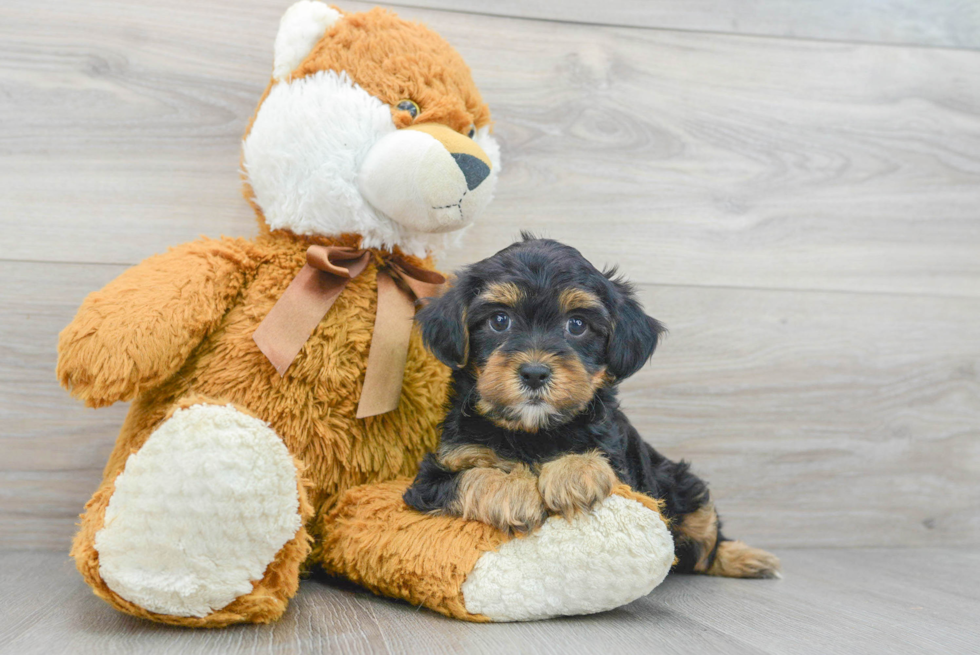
xmin=395 ymin=99 xmax=419 ymax=119
xmin=467 ymin=124 xmax=476 ymax=138
xmin=489 ymin=311 xmax=511 ymax=332
xmin=566 ymin=317 xmax=588 ymax=337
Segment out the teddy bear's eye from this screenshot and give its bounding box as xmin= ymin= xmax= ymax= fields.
xmin=467 ymin=124 xmax=476 ymax=139
xmin=396 ymin=99 xmax=419 ymax=119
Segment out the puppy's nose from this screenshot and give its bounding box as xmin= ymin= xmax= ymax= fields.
xmin=451 ymin=153 xmax=490 ymax=190
xmin=519 ymin=363 xmax=552 ymax=390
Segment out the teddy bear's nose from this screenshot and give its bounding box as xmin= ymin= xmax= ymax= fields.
xmin=451 ymin=153 xmax=491 ymax=190
xmin=358 ymin=121 xmax=496 ymax=233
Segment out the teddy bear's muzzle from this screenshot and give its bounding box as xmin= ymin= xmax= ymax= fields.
xmin=358 ymin=123 xmax=495 ymax=234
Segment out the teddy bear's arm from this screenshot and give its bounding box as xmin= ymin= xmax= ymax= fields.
xmin=57 ymin=237 xmax=260 ymax=408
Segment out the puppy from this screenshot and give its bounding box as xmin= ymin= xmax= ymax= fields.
xmin=404 ymin=236 xmax=780 ymax=578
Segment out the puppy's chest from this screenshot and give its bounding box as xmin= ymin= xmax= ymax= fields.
xmin=475 ymin=429 xmax=608 ymax=467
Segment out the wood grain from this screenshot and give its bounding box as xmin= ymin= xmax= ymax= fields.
xmin=1 ymin=549 xmax=977 ymax=654
xmin=381 ymin=0 xmax=980 ymax=49
xmin=630 ymin=284 xmax=980 ymax=548
xmin=2 ymin=1 xmax=980 ymax=296
xmin=4 ymin=260 xmax=977 ymax=550
xmin=2 ymin=1 xmax=979 ymax=649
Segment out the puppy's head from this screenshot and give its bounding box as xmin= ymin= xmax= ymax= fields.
xmin=417 ymin=236 xmax=665 ymax=432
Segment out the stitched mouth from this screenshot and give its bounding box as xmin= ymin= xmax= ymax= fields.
xmin=431 ymin=189 xmax=467 ymax=221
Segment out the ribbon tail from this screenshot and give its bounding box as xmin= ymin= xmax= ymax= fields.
xmin=357 ymin=271 xmax=416 ymax=418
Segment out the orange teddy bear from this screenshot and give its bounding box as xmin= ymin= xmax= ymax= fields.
xmin=58 ymin=2 xmax=674 ymax=626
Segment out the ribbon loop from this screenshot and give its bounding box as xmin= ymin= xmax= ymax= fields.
xmin=253 ymin=246 xmax=446 ymax=419
xmin=305 ymin=245 xmax=370 ymax=278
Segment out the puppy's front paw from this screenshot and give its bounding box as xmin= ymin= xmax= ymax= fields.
xmin=538 ymin=451 xmax=618 ymax=519
xmin=454 ymin=465 xmax=548 ymax=535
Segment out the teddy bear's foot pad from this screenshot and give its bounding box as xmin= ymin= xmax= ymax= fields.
xmin=94 ymin=404 xmax=303 ymax=618
xmin=461 ymin=494 xmax=674 ymax=621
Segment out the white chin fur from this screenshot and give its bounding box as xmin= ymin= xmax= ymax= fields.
xmin=243 ymin=70 xmax=501 ymax=257
xmin=517 ymin=402 xmax=557 ymax=431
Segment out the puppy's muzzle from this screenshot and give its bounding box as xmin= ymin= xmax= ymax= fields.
xmin=358 ymin=123 xmax=494 ymax=233
xmin=518 ymin=362 xmax=551 ymax=391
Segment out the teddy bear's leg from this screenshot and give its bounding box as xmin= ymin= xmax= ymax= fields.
xmin=71 ymin=400 xmax=312 ymax=627
xmin=315 ymin=479 xmax=674 ymax=622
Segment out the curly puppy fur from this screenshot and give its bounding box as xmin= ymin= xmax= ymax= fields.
xmin=404 ymin=236 xmax=781 ymax=578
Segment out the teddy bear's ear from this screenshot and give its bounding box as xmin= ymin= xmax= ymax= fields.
xmin=273 ymin=1 xmax=342 ymax=81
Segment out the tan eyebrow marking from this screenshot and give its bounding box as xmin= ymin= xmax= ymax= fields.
xmin=479 ymin=282 xmax=524 ymax=307
xmin=558 ymin=288 xmax=603 ymax=313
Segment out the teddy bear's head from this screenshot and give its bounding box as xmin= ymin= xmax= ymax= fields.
xmin=242 ymin=2 xmax=500 ymax=256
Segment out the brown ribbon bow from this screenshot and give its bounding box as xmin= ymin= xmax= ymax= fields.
xmin=253 ymin=245 xmax=446 ymax=419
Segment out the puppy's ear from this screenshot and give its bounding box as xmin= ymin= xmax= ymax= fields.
xmin=605 ymin=273 xmax=666 ymax=380
xmin=415 ymin=276 xmax=471 ymax=369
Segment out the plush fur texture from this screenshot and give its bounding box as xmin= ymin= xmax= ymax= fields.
xmin=242 ymin=6 xmax=501 ymax=256
xmin=94 ymin=404 xmax=304 ymax=618
xmin=60 ymin=4 xmax=675 ymax=627
xmin=289 ymin=8 xmax=491 ymax=133
xmin=243 ymin=71 xmax=500 ymax=254
xmin=273 ymin=1 xmax=341 ymax=81
xmin=59 ymin=230 xmax=454 ymax=593
xmin=58 ymin=6 xmax=496 ymax=626
xmin=243 ymin=71 xmax=398 ymax=245
xmin=461 ymin=489 xmax=674 ymax=621
xmin=70 ymin=396 xmax=315 ymax=627
xmin=316 ymin=478 xmax=503 ymax=622
xmin=319 ymin=479 xmax=672 ymax=622
xmin=405 ymin=237 xmax=781 ymax=578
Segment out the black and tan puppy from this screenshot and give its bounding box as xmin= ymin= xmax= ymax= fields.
xmin=405 ymin=236 xmax=780 ymax=578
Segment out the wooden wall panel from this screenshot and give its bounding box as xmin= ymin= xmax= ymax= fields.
xmin=1 ymin=0 xmax=977 ymax=552
xmin=3 ymin=262 xmax=976 ymax=550
xmin=2 ymin=2 xmax=979 ymax=296
xmin=381 ymin=0 xmax=980 ymax=49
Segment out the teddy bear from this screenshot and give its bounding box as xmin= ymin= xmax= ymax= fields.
xmin=58 ymin=2 xmax=675 ymax=626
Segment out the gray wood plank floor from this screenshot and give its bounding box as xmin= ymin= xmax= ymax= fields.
xmin=1 ymin=549 xmax=977 ymax=655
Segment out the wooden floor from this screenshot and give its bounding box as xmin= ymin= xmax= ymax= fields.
xmin=1 ymin=549 xmax=978 ymax=655
xmin=1 ymin=0 xmax=979 ymax=652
